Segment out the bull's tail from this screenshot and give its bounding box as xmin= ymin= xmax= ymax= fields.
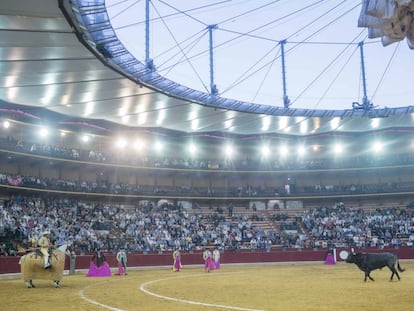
xmin=397 ymin=261 xmax=405 ymax=273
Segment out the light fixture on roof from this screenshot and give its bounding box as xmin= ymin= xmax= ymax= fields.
xmin=223 ymin=143 xmax=234 ymax=158
xmin=153 ymin=141 xmax=164 ymax=153
xmin=279 ymin=144 xmax=289 ymax=157
xmin=297 ymin=145 xmax=306 ymax=157
xmin=133 ymin=139 xmax=145 ymax=151
xmin=116 ymin=138 xmax=127 ymax=149
xmin=372 ymin=141 xmax=384 ymax=153
xmin=188 ymin=143 xmax=197 ymax=157
xmin=261 ymin=116 xmax=271 ymax=132
xmin=371 ymin=118 xmax=380 ymax=128
xmin=333 ymin=143 xmax=344 ymax=155
xmin=39 ymin=127 xmax=49 ymax=138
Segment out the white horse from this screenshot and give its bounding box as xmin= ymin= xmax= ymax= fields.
xmin=19 ymin=244 xmax=68 ymax=288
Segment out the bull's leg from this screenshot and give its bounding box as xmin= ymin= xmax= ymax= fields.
xmin=391 ymin=269 xmax=400 ymax=281
xmin=389 ymin=265 xmax=400 ymax=281
xmin=54 ymin=280 xmax=60 ymax=288
xmin=365 ymin=271 xmax=374 ymax=281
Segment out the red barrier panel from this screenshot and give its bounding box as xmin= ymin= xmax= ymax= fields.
xmin=2 ymin=247 xmax=413 ymax=275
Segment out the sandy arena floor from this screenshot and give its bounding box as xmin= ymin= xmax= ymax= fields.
xmin=0 ymin=261 xmax=413 ymax=311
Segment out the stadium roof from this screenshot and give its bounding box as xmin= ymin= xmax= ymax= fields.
xmin=1 ymin=0 xmax=414 ymax=137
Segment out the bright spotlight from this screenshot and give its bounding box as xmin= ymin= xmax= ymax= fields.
xmin=372 ymin=141 xmax=383 ymax=153
xmin=39 ymin=127 xmax=49 ymax=138
xmin=188 ymin=143 xmax=197 ymax=156
xmin=81 ymin=134 xmax=90 ymax=143
xmin=133 ymin=139 xmax=145 ymax=151
xmin=3 ymin=121 xmax=10 ymax=129
xmin=333 ymin=143 xmax=343 ymax=154
xmin=154 ymin=141 xmax=164 ymax=153
xmin=224 ymin=143 xmax=233 ymax=158
xmin=279 ymin=144 xmax=289 ymax=157
xmin=261 ymin=145 xmax=270 ymax=157
xmin=116 ymin=138 xmax=127 ymax=149
xmin=371 ymin=118 xmax=380 ymax=128
xmin=297 ymin=145 xmax=306 ymax=156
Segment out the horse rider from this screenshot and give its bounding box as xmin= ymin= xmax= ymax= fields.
xmin=38 ymin=231 xmax=52 ymax=269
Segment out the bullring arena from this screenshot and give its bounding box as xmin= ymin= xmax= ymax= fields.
xmin=2 ymin=1 xmax=414 ymax=311
xmin=1 ymin=257 xmax=414 ymax=311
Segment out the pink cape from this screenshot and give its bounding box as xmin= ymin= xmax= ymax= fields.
xmin=86 ymin=261 xmax=112 ymax=277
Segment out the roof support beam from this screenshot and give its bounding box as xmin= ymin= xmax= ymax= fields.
xmin=208 ymin=24 xmax=218 ymax=96
xmin=145 ymin=0 xmax=154 ymax=70
xmin=280 ymin=40 xmax=290 ymax=108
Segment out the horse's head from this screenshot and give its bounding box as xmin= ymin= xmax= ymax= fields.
xmin=55 ymin=244 xmax=68 ymax=255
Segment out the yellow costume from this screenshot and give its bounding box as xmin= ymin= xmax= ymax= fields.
xmin=38 ymin=231 xmax=52 ymax=269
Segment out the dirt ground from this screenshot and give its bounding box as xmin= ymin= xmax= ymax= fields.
xmin=0 ymin=261 xmax=413 ymax=311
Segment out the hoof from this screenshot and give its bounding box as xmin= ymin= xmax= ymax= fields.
xmin=54 ymin=281 xmax=60 ymax=288
xmin=25 ymin=281 xmax=32 ymax=288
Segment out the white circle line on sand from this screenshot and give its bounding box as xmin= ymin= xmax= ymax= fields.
xmin=79 ymin=280 xmax=125 ymax=311
xmin=140 ymin=272 xmax=265 ymax=311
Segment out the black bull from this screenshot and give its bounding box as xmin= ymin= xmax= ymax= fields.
xmin=346 ymin=252 xmax=405 ymax=282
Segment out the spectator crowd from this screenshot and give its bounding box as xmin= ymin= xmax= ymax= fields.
xmin=1 ymin=196 xmax=413 ymax=257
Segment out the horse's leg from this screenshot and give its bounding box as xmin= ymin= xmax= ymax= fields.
xmin=25 ymin=280 xmax=32 ymax=288
xmin=25 ymin=280 xmax=35 ymax=288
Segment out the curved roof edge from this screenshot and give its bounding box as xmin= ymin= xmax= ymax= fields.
xmin=66 ymin=0 xmax=414 ymax=120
